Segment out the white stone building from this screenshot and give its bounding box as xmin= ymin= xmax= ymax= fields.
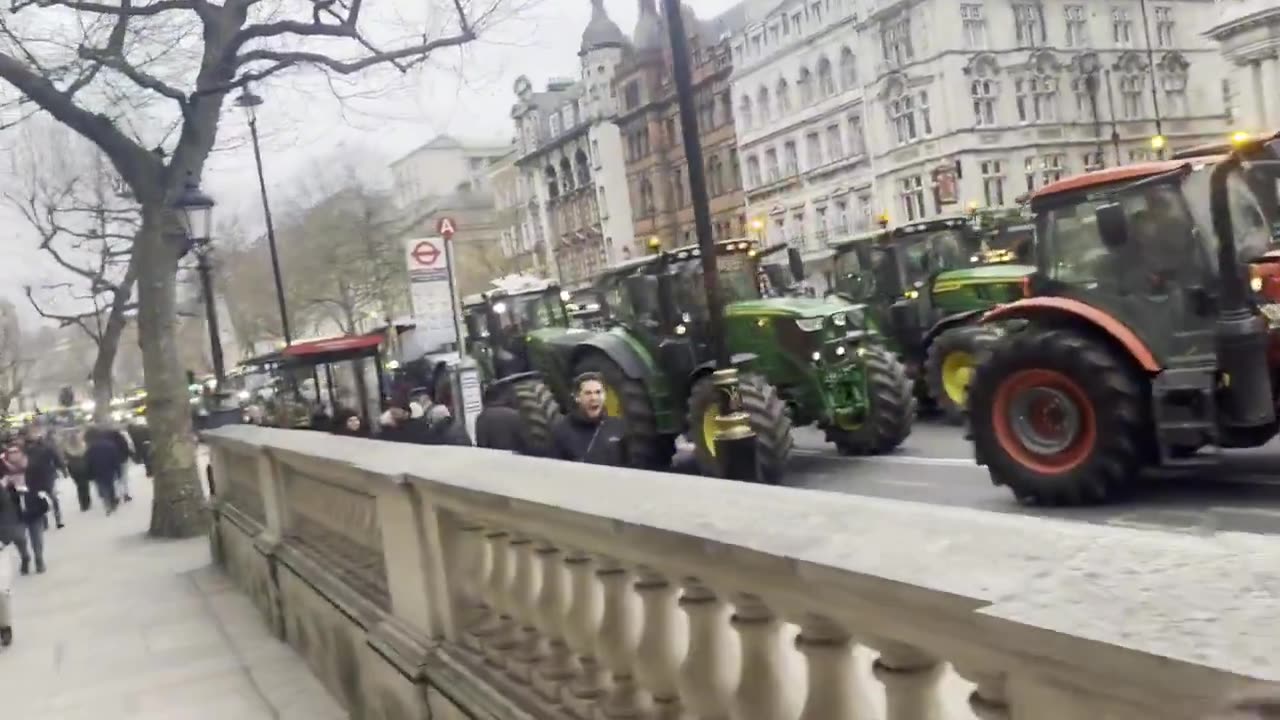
xmin=1206 ymin=0 xmax=1280 ymax=132
xmin=730 ymin=0 xmax=1232 ymax=292
xmin=389 ymin=135 xmax=513 ymax=210
xmin=508 ymin=0 xmax=637 ymax=286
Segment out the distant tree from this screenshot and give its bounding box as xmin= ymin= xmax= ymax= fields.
xmin=0 ymin=302 xmax=31 ymax=416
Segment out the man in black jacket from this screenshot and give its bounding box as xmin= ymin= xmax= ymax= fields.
xmin=22 ymin=431 xmax=65 ymax=529
xmin=84 ymin=428 xmax=124 ymax=515
xmin=474 ymin=385 xmax=527 ymax=454
xmin=549 ymin=372 xmax=627 ymax=466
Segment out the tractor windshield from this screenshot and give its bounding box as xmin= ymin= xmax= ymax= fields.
xmin=715 ymin=250 xmax=762 ymax=302
xmin=896 ymin=229 xmax=968 ymax=288
xmin=833 ymin=245 xmax=875 ymax=300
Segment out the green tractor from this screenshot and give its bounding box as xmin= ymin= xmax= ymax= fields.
xmin=830 ymin=210 xmax=1036 ymax=423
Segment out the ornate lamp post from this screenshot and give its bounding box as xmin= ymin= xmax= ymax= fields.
xmin=235 ymin=88 xmax=292 ymax=345
xmin=171 ymin=176 xmax=223 ymax=389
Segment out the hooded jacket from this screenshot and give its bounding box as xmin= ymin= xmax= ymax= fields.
xmin=549 ymin=411 xmax=627 ymax=466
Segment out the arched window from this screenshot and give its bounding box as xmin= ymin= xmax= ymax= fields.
xmin=886 ymin=79 xmax=917 ymax=145
xmin=560 ymin=157 xmax=574 ymax=191
xmin=739 ymin=94 xmax=754 ymax=129
xmin=639 ymin=177 xmax=655 ymax=214
xmin=757 ymin=85 xmax=772 ymax=122
xmin=707 ymin=155 xmax=723 ymax=196
xmin=840 ymin=47 xmax=857 ymax=89
xmin=574 ymin=149 xmax=591 ymax=186
xmin=776 ymin=78 xmax=791 ymax=113
xmin=746 ymin=155 xmax=762 ymax=188
xmin=816 ymin=56 xmax=835 ymax=97
xmin=545 ymin=166 xmax=559 ymax=199
xmin=971 ymin=68 xmax=998 ymax=126
xmin=1159 ymin=52 xmax=1190 ymax=116
xmin=797 ymin=66 xmax=813 ymax=104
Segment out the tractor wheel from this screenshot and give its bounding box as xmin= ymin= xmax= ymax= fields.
xmin=686 ymin=374 xmax=794 ymax=484
xmin=969 ymin=328 xmax=1146 ymax=506
xmin=574 ymin=353 xmax=675 ymax=470
xmin=510 ymin=378 xmax=559 ymax=457
xmin=829 ymin=348 xmax=916 ymax=455
xmin=925 ymin=325 xmax=1001 ymax=425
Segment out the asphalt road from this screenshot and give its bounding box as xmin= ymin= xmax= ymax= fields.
xmin=679 ymin=420 xmax=1280 ymax=536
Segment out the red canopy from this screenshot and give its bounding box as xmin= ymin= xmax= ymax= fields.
xmin=281 ymin=332 xmax=384 ymax=360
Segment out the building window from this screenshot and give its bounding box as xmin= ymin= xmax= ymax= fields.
xmin=826 ymin=124 xmax=844 ymax=160
xmin=880 ymin=16 xmax=913 ymax=66
xmin=817 ymin=57 xmax=836 ymax=98
xmin=1112 ymin=7 xmax=1133 ymax=46
xmin=784 ymin=140 xmax=799 ymax=176
xmin=798 ymin=67 xmax=814 ymax=104
xmin=1071 ymin=75 xmax=1093 ymax=119
xmin=1013 ymin=4 xmax=1043 ymax=46
xmin=918 ymin=91 xmax=933 ymax=135
xmin=777 ymin=79 xmax=792 ymax=113
xmin=1024 ymin=154 xmax=1066 ymax=191
xmin=815 ymin=206 xmax=829 ymax=242
xmin=899 ymin=175 xmax=926 ymax=221
xmin=1120 ymin=73 xmax=1143 ymax=119
xmin=1154 ymin=6 xmax=1174 ymax=47
xmin=790 ymin=210 xmax=806 ymax=243
xmin=765 ymin=147 xmax=781 ymax=182
xmin=739 ymin=95 xmax=754 ymax=130
xmin=1162 ymin=68 xmax=1188 ymax=116
xmin=707 ymin=156 xmax=723 ymax=196
xmin=840 ymin=47 xmax=858 ymax=89
xmin=835 ymin=200 xmax=849 ymax=234
xmin=1064 ymin=5 xmax=1088 ymax=47
xmin=673 ymin=167 xmax=685 ymax=207
xmin=746 ymin=155 xmax=762 ymax=187
xmin=980 ymin=160 xmax=1005 ymax=206
xmin=1081 ymin=151 xmax=1105 ymax=171
xmin=847 ymin=113 xmax=865 ymax=155
xmin=889 ymin=88 xmax=917 ymax=145
xmin=730 ymin=148 xmax=741 ymax=188
xmin=1015 ymin=75 xmax=1058 ymax=123
xmin=757 ymin=86 xmax=772 ymax=123
xmin=639 ymin=178 xmax=655 ymax=214
xmin=806 ymin=131 xmax=823 ymax=168
xmin=971 ymin=70 xmax=997 ymax=126
xmin=1128 ymin=148 xmax=1153 ymax=163
xmin=961 ymin=4 xmax=985 ymax=49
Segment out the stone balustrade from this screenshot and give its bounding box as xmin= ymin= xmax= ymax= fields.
xmin=205 ymin=426 xmax=1279 ymax=720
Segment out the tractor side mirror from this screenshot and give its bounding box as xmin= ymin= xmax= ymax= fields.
xmin=787 ymin=247 xmax=806 ymax=284
xmin=1095 ymin=203 xmax=1129 ymax=249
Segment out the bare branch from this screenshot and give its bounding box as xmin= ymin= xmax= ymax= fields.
xmin=10 ymin=0 xmax=195 ymax=15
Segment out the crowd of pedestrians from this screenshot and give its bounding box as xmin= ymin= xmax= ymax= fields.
xmin=0 ymin=421 xmax=141 ymax=649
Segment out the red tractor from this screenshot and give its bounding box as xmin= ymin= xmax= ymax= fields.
xmin=967 ymin=133 xmax=1280 ymax=505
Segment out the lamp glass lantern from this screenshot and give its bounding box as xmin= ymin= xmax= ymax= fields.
xmin=172 ymin=175 xmax=216 ymax=244
xmin=235 ymin=89 xmax=264 ymax=123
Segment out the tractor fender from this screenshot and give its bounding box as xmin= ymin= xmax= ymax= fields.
xmin=921 ymin=309 xmax=986 ymax=350
xmin=982 ymin=297 xmax=1161 ymax=372
xmin=688 ymin=353 xmax=759 ymax=384
xmin=490 ymin=371 xmax=542 ymax=388
xmin=571 ymin=334 xmax=656 ymax=381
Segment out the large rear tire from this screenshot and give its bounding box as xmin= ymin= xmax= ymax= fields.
xmin=574 ymin=353 xmax=675 ymax=470
xmin=969 ymin=328 xmax=1146 ymax=506
xmin=686 ymin=374 xmax=794 ymax=484
xmin=829 ymin=347 xmax=916 ymax=455
xmin=509 ymin=378 xmax=559 ymax=457
xmin=925 ymin=324 xmax=1000 ymax=425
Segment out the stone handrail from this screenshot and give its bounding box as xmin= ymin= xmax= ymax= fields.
xmin=204 ymin=426 xmax=1279 ymax=720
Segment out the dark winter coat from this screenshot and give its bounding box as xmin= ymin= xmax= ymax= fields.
xmin=549 ymin=412 xmax=627 ymax=466
xmin=109 ymin=430 xmax=133 ymax=464
xmin=423 ymin=417 xmax=472 ymax=447
xmin=0 ymin=486 xmax=20 ymax=544
xmin=475 ymin=406 xmax=527 ymax=454
xmin=22 ymin=439 xmax=64 ymax=494
xmin=85 ymin=434 xmax=125 ymax=483
xmin=330 ymin=409 xmax=369 ymax=437
xmin=5 ymin=485 xmax=49 ymax=524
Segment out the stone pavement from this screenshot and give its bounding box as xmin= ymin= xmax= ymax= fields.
xmin=0 ymin=466 xmax=348 ymax=720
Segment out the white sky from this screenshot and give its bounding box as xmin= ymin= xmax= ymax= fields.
xmin=0 ymin=0 xmax=744 ymax=328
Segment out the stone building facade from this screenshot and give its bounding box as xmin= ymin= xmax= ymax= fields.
xmin=1206 ymin=0 xmax=1280 ymax=133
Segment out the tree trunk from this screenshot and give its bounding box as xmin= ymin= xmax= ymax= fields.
xmin=90 ymin=296 xmax=131 ymax=423
xmin=91 ymin=370 xmax=112 ymax=424
xmin=135 ymin=205 xmax=207 ymax=538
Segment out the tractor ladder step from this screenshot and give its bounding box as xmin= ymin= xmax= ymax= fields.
xmin=1151 ymin=368 xmax=1219 ymax=465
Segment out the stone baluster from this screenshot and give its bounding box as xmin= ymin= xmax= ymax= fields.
xmin=596 ymin=560 xmax=644 ymax=718
xmin=481 ymin=530 xmax=519 ymax=667
xmin=632 ymin=567 xmax=686 ymax=720
xmin=953 ymin=666 xmax=1010 ymax=720
xmin=533 ymin=542 xmax=577 ymax=703
xmin=871 ymin=642 xmax=945 ymax=720
xmin=562 ymin=551 xmax=607 ymax=717
xmin=731 ymin=594 xmax=795 ymax=720
xmin=506 ymin=535 xmax=544 ymax=683
xmin=677 ymin=580 xmax=738 ymax=720
xmin=456 ymin=524 xmax=495 ymax=653
xmin=796 ymin=616 xmax=874 ymax=720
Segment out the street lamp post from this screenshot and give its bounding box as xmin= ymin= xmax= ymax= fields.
xmin=171 ymin=176 xmax=222 ymax=388
xmin=235 ymin=89 xmax=292 ymax=345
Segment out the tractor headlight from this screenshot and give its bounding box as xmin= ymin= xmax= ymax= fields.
xmin=675 ymin=324 xmax=687 ymax=335
xmin=1251 ymin=276 xmax=1264 ymax=293
xmin=795 ymin=317 xmax=825 ymax=332
xmin=834 ymin=345 xmax=846 ymax=356
xmin=810 ymin=351 xmax=822 ymax=362
xmin=830 ymin=312 xmax=847 ymax=327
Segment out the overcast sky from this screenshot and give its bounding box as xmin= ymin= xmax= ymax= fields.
xmin=0 ymin=0 xmax=745 ymax=328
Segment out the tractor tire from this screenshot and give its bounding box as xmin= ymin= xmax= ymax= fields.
xmin=686 ymin=374 xmax=794 ymax=484
xmin=510 ymin=378 xmax=559 ymax=457
xmin=969 ymin=328 xmax=1146 ymax=506
xmin=829 ymin=348 xmax=916 ymax=455
xmin=574 ymin=353 xmax=675 ymax=470
xmin=925 ymin=325 xmax=1001 ymax=425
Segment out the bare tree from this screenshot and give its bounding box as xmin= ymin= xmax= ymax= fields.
xmin=0 ymin=301 xmax=30 ymax=416
xmin=0 ymin=0 xmax=513 ymax=537
xmin=9 ymin=121 xmax=139 ymax=421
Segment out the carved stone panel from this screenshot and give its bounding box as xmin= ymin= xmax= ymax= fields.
xmin=221 ymin=453 xmax=266 ymax=526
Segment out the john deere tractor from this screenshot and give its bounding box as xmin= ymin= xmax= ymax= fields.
xmin=968 ymin=133 xmax=1280 ymax=505
xmin=831 ymin=210 xmax=1036 ymax=422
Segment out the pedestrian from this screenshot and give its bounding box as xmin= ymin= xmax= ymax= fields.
xmin=2 ymin=445 xmax=50 ymax=575
xmin=377 ymin=406 xmax=416 ymax=443
xmin=84 ymin=428 xmax=124 ymax=515
xmin=474 ymin=385 xmax=528 ymax=454
xmin=0 ymin=531 xmax=14 ymax=647
xmin=126 ymin=420 xmax=153 ymax=478
xmin=331 ymin=408 xmax=368 ymax=437
xmin=106 ymin=425 xmax=134 ymax=503
xmin=549 ymin=372 xmax=627 ymax=466
xmin=62 ymin=428 xmax=94 ymax=512
xmin=422 ymin=404 xmax=472 ymax=446
xmin=21 ymin=430 xmax=64 ymax=530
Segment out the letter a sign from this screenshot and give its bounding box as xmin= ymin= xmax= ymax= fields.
xmin=436 ymin=216 xmax=458 ymax=240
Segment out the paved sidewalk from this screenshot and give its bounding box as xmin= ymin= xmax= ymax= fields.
xmin=0 ymin=466 xmax=347 ymax=720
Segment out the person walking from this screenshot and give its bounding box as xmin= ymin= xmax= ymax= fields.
xmin=331 ymin=408 xmax=368 ymax=437
xmin=2 ymin=446 xmax=50 ymax=575
xmin=422 ymin=404 xmax=472 ymax=446
xmin=549 ymin=372 xmax=627 ymax=466
xmin=474 ymin=385 xmax=528 ymax=454
xmin=62 ymin=428 xmax=94 ymax=512
xmin=0 ymin=449 xmax=22 ymax=643
xmin=22 ymin=430 xmax=65 ymax=530
xmin=106 ymin=426 xmax=134 ymax=503
xmin=126 ymin=420 xmax=153 ymax=478
xmin=84 ymin=428 xmax=124 ymax=515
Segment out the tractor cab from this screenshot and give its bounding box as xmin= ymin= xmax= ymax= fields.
xmin=565 ymin=289 xmax=607 ymax=329
xmin=462 ymin=279 xmax=569 ymax=381
xmin=965 ymin=141 xmax=1280 ymax=505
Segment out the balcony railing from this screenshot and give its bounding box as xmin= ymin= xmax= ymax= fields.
xmin=205 ymin=427 xmax=1274 ymax=720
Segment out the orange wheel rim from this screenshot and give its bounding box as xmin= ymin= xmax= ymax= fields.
xmin=991 ymin=368 xmax=1097 ymax=474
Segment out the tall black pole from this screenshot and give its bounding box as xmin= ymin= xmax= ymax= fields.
xmin=196 ymin=245 xmax=226 ymax=388
xmin=1086 ymin=71 xmax=1106 ymax=167
xmin=247 ymin=116 xmax=292 ymax=345
xmin=1138 ymin=0 xmax=1164 ymax=152
xmin=1104 ymin=69 xmax=1123 ymax=165
xmin=662 ymin=0 xmax=729 ymax=369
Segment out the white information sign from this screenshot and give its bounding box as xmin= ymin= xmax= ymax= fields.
xmin=405 ymin=236 xmax=459 ymax=351
xmin=456 ymin=364 xmax=484 ymax=441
